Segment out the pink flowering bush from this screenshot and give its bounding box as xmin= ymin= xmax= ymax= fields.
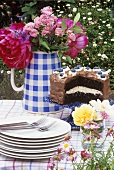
xmin=0 ymin=6 xmax=88 ymax=68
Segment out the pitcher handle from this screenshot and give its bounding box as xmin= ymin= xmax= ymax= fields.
xmin=11 ymin=68 xmax=24 ymax=92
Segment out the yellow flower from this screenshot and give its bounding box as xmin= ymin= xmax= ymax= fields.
xmin=72 ymin=104 xmax=98 ymax=126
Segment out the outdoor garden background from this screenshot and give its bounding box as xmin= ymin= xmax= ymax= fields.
xmin=0 ymin=0 xmax=114 ymax=100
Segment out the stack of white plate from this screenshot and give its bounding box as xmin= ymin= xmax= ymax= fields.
xmin=0 ymin=116 xmax=71 ymax=159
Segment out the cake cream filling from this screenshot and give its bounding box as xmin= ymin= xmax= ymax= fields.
xmin=66 ymin=86 xmax=102 ymax=95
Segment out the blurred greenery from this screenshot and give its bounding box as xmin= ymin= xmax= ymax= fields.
xmin=0 ymin=0 xmax=114 ymax=99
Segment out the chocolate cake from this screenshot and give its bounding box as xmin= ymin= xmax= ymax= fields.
xmin=50 ymin=65 xmax=111 ymax=105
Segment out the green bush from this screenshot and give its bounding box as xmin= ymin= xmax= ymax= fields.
xmin=60 ymin=0 xmax=114 ymax=90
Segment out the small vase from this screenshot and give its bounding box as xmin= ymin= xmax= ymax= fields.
xmin=81 ymin=119 xmax=105 ymax=150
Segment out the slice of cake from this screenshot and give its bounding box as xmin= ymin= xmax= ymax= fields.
xmin=50 ymin=65 xmax=111 ymax=105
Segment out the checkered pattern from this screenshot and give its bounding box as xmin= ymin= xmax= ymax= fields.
xmin=0 ymin=100 xmax=113 ymax=170
xmin=22 ymin=52 xmax=62 ymax=113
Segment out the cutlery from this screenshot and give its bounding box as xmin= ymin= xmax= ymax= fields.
xmin=0 ymin=116 xmax=46 ymax=129
xmin=0 ymin=121 xmax=56 ymax=132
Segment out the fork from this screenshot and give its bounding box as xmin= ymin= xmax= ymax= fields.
xmin=0 ymin=120 xmax=56 ymax=132
xmin=0 ymin=116 xmax=46 ymax=130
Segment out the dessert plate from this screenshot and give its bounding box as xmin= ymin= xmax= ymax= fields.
xmin=0 ymin=135 xmax=64 ymax=146
xmin=0 ymin=142 xmax=58 ymax=153
xmin=0 ymin=148 xmax=55 ymax=159
xmin=0 ymin=116 xmax=71 ymax=139
xmin=0 ymin=138 xmax=63 ymax=149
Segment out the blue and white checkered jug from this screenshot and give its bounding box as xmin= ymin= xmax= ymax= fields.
xmin=10 ymin=51 xmax=62 ymax=113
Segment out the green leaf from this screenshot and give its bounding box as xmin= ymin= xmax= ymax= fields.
xmin=62 ymin=19 xmax=67 ymax=32
xmin=66 ymin=56 xmax=72 ymax=64
xmin=29 ymin=1 xmax=37 ymax=7
xmin=22 ymin=6 xmax=30 ymax=12
xmin=39 ymin=38 xmax=50 ymax=51
xmin=73 ymin=25 xmax=82 ymax=34
xmin=74 ymin=13 xmax=80 ymax=25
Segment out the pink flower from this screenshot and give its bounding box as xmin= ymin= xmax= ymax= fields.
xmin=23 ymin=22 xmax=35 ymax=32
xmin=40 ymin=6 xmax=53 ymax=15
xmin=0 ymin=25 xmax=33 ymax=68
xmin=55 ymin=28 xmax=63 ymax=36
xmin=81 ymin=150 xmax=93 ymax=161
xmin=29 ymin=29 xmax=38 ymax=37
xmin=100 ymin=111 xmax=109 ymax=120
xmin=9 ymin=22 xmax=25 ymax=30
xmin=64 ymin=34 xmax=88 ymax=58
xmin=34 ymin=16 xmax=41 ymax=29
xmin=68 ymin=32 xmax=76 ymax=43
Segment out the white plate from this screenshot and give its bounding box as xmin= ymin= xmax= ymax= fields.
xmin=0 ymin=142 xmax=58 ymax=153
xmin=0 ymin=135 xmax=64 ymax=147
xmin=0 ymin=131 xmax=69 ymax=143
xmin=0 ymin=138 xmax=63 ymax=149
xmin=0 ymin=116 xmax=71 ymax=139
xmin=0 ymin=148 xmax=54 ymax=159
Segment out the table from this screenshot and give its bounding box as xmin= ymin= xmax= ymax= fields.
xmin=0 ymin=100 xmax=113 ymax=170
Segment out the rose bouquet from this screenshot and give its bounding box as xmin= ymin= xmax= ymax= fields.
xmin=0 ymin=6 xmax=88 ymax=69
xmin=48 ymin=99 xmax=114 ymax=170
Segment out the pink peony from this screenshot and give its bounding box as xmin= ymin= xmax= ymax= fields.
xmin=64 ymin=34 xmax=88 ymax=58
xmin=0 ymin=24 xmax=33 ymax=68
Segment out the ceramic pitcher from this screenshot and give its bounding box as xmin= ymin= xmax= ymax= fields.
xmin=11 ymin=51 xmax=62 ymax=113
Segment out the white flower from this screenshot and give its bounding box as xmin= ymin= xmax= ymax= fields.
xmin=92 ymin=6 xmax=96 ymax=8
xmin=73 ymin=8 xmax=77 ymax=12
xmin=59 ymin=11 xmax=64 ymax=14
xmin=93 ymin=43 xmax=97 ymax=47
xmin=97 ymin=8 xmax=103 ymax=11
xmin=83 ymin=17 xmax=86 ymax=20
xmin=68 ymin=14 xmax=72 ymax=17
xmin=101 ymin=54 xmax=108 ymax=59
xmin=7 ymin=71 xmax=11 ymax=74
xmin=89 ymin=99 xmax=112 ymax=114
xmin=88 ymin=12 xmax=92 ymax=15
xmin=98 ymin=53 xmax=101 ymax=56
xmin=88 ymin=17 xmax=92 ymax=21
xmin=60 ymin=141 xmax=71 ymax=152
xmin=102 ymin=21 xmax=106 ymax=23
xmin=111 ymin=39 xmax=114 ymax=41
xmin=66 ymin=4 xmax=71 ymax=7
xmin=106 ymin=24 xmax=110 ymax=27
xmin=104 ymin=41 xmax=107 ymax=44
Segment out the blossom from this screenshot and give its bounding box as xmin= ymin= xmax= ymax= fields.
xmin=60 ymin=141 xmax=71 ymax=153
xmin=84 ymin=121 xmax=100 ymax=130
xmin=81 ymin=150 xmax=93 ymax=160
xmin=0 ymin=6 xmax=88 ymax=69
xmin=0 ymin=25 xmax=33 ymax=68
xmin=9 ymin=22 xmax=25 ymax=30
xmin=89 ymin=99 xmax=112 ymax=115
xmin=72 ymin=104 xmax=97 ymax=126
xmin=65 ymin=34 xmax=88 ymax=58
xmin=23 ymin=7 xmax=88 ymax=58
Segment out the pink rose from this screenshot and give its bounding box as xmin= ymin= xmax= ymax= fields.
xmin=55 ymin=28 xmax=63 ymax=36
xmin=40 ymin=6 xmax=53 ymax=15
xmin=29 ymin=29 xmax=38 ymax=37
xmin=23 ymin=22 xmax=35 ymax=31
